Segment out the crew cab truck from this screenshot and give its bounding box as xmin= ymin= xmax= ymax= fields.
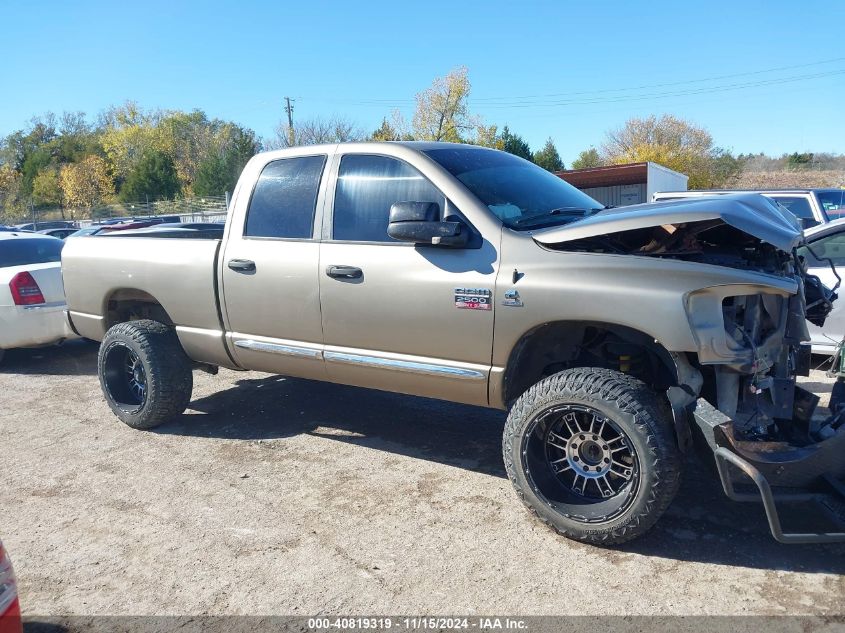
xmin=62 ymin=142 xmax=845 ymax=545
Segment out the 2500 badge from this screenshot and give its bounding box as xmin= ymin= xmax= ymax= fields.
xmin=454 ymin=287 xmax=491 ymax=311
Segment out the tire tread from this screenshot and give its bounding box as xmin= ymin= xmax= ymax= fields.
xmin=503 ymin=367 xmax=682 ymax=545
xmin=98 ymin=320 xmax=192 ymax=429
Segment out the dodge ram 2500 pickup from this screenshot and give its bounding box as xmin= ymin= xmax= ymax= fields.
xmin=62 ymin=142 xmax=845 ymax=545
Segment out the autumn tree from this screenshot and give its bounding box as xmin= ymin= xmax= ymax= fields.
xmin=533 ymin=138 xmax=563 ymax=172
xmin=0 ymin=165 xmax=24 ymax=223
xmin=60 ymin=155 xmax=114 ymax=216
xmin=472 ymin=123 xmax=502 ymax=149
xmin=601 ymin=115 xmax=719 ymax=188
xmin=571 ymin=148 xmax=603 ymax=169
xmin=101 ymin=103 xmax=259 ymax=195
xmin=412 ymin=66 xmax=476 ymax=142
xmin=101 ymin=102 xmax=159 ymax=188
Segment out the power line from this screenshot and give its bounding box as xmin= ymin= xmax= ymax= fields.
xmin=306 ymin=69 xmax=845 ymax=109
xmin=306 ymin=56 xmax=845 ymax=109
xmin=471 ymin=55 xmax=845 ymax=102
xmin=478 ymin=68 xmax=845 ymax=108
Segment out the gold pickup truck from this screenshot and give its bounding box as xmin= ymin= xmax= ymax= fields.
xmin=62 ymin=142 xmax=845 ymax=545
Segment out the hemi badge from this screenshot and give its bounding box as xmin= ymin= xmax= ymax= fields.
xmin=454 ymin=287 xmax=492 ymax=311
xmin=503 ymin=289 xmax=523 ymax=307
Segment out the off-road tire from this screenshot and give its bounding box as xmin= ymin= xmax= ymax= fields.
xmin=503 ymin=367 xmax=682 ymax=545
xmin=98 ymin=320 xmax=192 ymax=429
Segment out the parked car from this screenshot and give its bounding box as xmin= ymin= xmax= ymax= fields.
xmin=120 ymin=221 xmax=225 ymax=232
xmin=13 ymin=220 xmax=76 ymax=232
xmin=108 ymin=222 xmax=225 ymax=239
xmin=0 ymin=539 xmax=21 ymax=633
xmin=66 ymin=226 xmax=105 ymax=238
xmin=0 ymin=233 xmax=78 ymax=363
xmin=653 ymin=188 xmax=845 ymax=229
xmin=65 ymin=220 xmax=169 ymax=238
xmin=799 ymin=218 xmax=845 ymax=354
xmin=62 ymin=142 xmax=844 ymax=545
xmin=37 ymin=227 xmax=78 ymax=240
xmin=96 ymin=220 xmax=170 ymax=234
xmin=96 ymin=215 xmax=181 ymax=226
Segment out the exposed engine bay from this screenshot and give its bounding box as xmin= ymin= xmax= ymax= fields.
xmin=550 ymin=219 xmax=840 ymax=443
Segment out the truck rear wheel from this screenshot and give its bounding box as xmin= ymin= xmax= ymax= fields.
xmin=503 ymin=367 xmax=681 ymax=545
xmin=98 ymin=320 xmax=193 ymax=429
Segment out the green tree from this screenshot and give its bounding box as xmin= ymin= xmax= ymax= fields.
xmin=193 ymin=126 xmax=257 ymax=196
xmin=787 ymin=152 xmax=814 ymax=169
xmin=500 ymin=126 xmax=532 ymax=161
xmin=571 ymin=148 xmax=603 ymax=169
xmin=710 ymin=150 xmax=744 ymax=187
xmin=32 ymin=166 xmax=63 ymax=209
xmin=533 ymin=138 xmax=564 ymax=172
xmin=119 ymin=150 xmax=180 ymax=202
xmin=192 ymin=154 xmax=231 ymax=196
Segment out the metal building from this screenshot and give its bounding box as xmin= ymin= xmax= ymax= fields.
xmin=556 ymin=162 xmax=688 ymax=207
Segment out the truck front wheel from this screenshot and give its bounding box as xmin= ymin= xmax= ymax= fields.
xmin=503 ymin=368 xmax=681 ymax=545
xmin=98 ymin=320 xmax=193 ymax=429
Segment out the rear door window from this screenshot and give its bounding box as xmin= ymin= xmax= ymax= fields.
xmin=244 ymin=155 xmax=327 ymax=239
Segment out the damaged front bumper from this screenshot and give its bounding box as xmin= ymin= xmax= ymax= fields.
xmin=692 ymin=397 xmax=845 ymax=543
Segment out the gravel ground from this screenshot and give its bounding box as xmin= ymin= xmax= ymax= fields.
xmin=1 ymin=340 xmax=843 ymax=617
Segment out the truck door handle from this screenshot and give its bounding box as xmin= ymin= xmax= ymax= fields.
xmin=228 ymin=259 xmax=256 ymax=273
xmin=326 ymin=265 xmax=362 ymax=279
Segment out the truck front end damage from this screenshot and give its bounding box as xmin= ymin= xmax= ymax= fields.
xmin=535 ymin=194 xmax=845 ymax=542
xmin=689 ymin=263 xmax=845 ymax=543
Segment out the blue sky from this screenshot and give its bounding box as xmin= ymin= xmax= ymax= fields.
xmin=2 ymin=0 xmax=844 ymax=164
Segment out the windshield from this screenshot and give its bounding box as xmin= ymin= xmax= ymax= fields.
xmin=424 ymin=146 xmax=604 ymax=229
xmin=0 ymin=237 xmax=64 ymax=268
xmin=817 ymin=190 xmax=845 ymax=220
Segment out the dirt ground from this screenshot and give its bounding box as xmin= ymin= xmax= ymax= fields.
xmin=1 ymin=340 xmax=843 ymax=617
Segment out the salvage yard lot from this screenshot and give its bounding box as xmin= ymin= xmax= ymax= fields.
xmin=1 ymin=341 xmax=843 ymax=616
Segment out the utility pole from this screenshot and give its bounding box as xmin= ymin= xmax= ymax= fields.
xmin=284 ymin=97 xmax=295 ymax=146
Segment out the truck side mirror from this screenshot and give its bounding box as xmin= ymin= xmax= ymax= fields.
xmin=387 ymin=201 xmax=468 ymax=247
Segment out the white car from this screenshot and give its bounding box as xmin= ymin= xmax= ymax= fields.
xmin=799 ymin=218 xmax=845 ymax=354
xmin=653 ymin=188 xmax=845 ymax=229
xmin=0 ymin=232 xmax=78 ymax=362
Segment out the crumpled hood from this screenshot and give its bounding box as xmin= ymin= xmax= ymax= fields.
xmin=531 ymin=193 xmax=803 ymax=252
